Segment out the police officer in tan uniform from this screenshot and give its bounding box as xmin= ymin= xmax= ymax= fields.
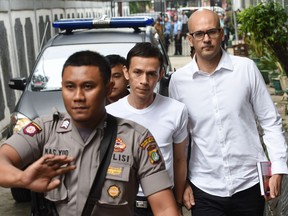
xmin=0 ymin=50 xmax=178 ymax=216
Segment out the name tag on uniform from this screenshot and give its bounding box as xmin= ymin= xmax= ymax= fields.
xmin=106 ymin=164 xmax=130 ymax=182
xmin=44 ymin=147 xmax=70 ymax=156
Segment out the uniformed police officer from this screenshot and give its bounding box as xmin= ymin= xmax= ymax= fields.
xmin=0 ymin=50 xmax=179 ymax=215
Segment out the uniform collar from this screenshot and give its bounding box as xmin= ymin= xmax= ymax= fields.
xmin=56 ymin=113 xmax=107 ymax=133
xmin=56 ymin=113 xmax=72 ymax=133
xmin=56 ymin=112 xmax=108 ymax=145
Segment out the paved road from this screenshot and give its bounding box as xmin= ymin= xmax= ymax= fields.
xmin=0 ymin=187 xmax=30 ymax=215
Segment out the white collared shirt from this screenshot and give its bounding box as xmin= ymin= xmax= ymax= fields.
xmin=169 ymin=51 xmax=288 ymax=197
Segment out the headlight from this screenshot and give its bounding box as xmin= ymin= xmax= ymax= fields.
xmin=10 ymin=113 xmax=31 ymax=134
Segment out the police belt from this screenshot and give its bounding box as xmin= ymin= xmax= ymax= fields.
xmin=135 ymin=196 xmax=151 ymax=209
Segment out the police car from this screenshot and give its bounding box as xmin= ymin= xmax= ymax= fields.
xmin=8 ymin=16 xmax=173 ymax=202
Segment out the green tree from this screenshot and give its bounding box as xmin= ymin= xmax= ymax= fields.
xmin=129 ymin=1 xmax=152 ymax=14
xmin=237 ymin=2 xmax=288 ymax=75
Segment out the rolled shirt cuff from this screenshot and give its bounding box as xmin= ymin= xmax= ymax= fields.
xmin=141 ymin=170 xmax=172 ymax=197
xmin=271 ymin=160 xmax=288 ymax=175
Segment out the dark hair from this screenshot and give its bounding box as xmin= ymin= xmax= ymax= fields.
xmin=126 ymin=42 xmax=163 ymax=70
xmin=105 ymin=54 xmax=127 ymax=68
xmin=62 ymin=50 xmax=111 ymax=85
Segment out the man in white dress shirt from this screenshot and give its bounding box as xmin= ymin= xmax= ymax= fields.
xmin=169 ymin=9 xmax=288 ymax=216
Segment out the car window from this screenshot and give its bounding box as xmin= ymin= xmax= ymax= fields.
xmin=29 ymin=43 xmax=135 ymax=92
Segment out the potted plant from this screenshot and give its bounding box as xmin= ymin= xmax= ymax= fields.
xmin=277 ymin=62 xmax=288 ymax=93
xmin=246 ymin=38 xmax=280 ymax=89
xmin=257 ymin=50 xmax=278 ymax=85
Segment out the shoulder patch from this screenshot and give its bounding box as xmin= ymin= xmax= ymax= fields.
xmin=147 ymin=144 xmax=162 ymax=164
xmin=23 ymin=122 xmax=42 ymax=137
xmin=140 ymin=136 xmax=155 ymax=149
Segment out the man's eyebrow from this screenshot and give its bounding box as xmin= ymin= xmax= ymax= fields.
xmin=62 ymin=80 xmax=73 ymax=83
xmin=83 ymin=80 xmax=97 ymax=84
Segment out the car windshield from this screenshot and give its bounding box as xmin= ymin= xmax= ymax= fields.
xmin=29 ymin=43 xmax=135 ymax=92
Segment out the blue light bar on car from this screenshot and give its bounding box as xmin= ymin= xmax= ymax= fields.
xmin=52 ymin=16 xmax=154 ymax=30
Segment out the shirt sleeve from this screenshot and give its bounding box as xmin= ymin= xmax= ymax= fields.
xmin=5 ymin=118 xmax=45 ymax=168
xmin=169 ymin=74 xmax=179 ymax=100
xmin=250 ymin=62 xmax=288 ymax=174
xmin=173 ymin=104 xmax=189 ymax=144
xmin=169 ymin=74 xmax=189 ymax=143
xmin=137 ymin=130 xmax=173 ymax=196
xmin=177 ymin=21 xmax=182 ymax=31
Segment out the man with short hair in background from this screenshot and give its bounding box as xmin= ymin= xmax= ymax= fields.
xmin=105 ymin=54 xmax=129 ymax=104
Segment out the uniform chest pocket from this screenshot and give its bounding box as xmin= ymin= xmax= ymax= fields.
xmin=107 ymin=152 xmax=133 ymax=181
xmin=99 ymin=163 xmax=132 ymax=206
xmin=45 ymin=175 xmax=68 ymax=202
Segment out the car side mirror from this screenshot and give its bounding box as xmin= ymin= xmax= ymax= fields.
xmin=8 ymin=77 xmax=27 ymax=91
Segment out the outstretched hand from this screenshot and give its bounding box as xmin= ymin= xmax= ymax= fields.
xmin=20 ymin=154 xmax=76 ymax=192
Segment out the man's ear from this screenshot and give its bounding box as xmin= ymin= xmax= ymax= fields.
xmin=106 ymin=81 xmax=114 ymax=97
xmin=123 ymin=65 xmax=129 ymax=80
xmin=158 ymin=68 xmax=164 ymax=82
xmin=186 ymin=34 xmax=194 ymax=47
xmin=221 ymin=28 xmax=225 ymax=42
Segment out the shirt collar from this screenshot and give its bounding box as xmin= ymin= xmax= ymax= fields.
xmin=191 ymin=49 xmax=234 ymax=79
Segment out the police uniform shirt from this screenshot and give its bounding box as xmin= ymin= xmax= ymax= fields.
xmin=5 ymin=112 xmax=172 ymax=216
